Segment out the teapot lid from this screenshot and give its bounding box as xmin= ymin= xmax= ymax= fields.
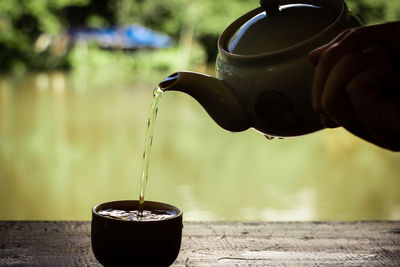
xmin=227 ymin=0 xmax=338 ymax=55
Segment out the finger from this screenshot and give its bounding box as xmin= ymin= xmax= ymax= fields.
xmin=312 ymin=41 xmax=389 ymax=115
xmin=312 ymin=42 xmax=354 ymax=114
xmin=319 ymin=54 xmax=359 ymax=126
xmin=320 ymin=50 xmax=389 ymax=125
xmin=311 ymin=39 xmax=361 ymax=113
xmin=346 ymin=64 xmax=400 ymax=150
xmin=310 ymin=21 xmax=400 ymax=66
xmin=320 ymin=113 xmax=340 ymax=128
xmin=334 ymin=22 xmax=400 ymax=54
xmin=309 ymin=28 xmax=353 ymax=64
xmin=319 ymin=22 xmax=400 ymax=61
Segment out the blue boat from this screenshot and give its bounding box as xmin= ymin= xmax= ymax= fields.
xmin=68 ymin=24 xmax=173 ymax=49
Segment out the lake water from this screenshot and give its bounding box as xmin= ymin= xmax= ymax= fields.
xmin=1 ymin=72 xmax=399 ymax=221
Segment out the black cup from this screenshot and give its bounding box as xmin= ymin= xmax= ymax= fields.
xmin=91 ymin=200 xmax=183 ymax=267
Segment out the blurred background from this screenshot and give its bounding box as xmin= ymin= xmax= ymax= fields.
xmin=0 ymin=0 xmax=400 ymax=221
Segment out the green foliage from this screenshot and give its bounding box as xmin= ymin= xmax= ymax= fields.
xmin=116 ymin=0 xmax=255 ymax=37
xmin=115 ymin=0 xmax=256 ymax=62
xmin=69 ymin=42 xmax=206 ymax=86
xmin=347 ymin=0 xmax=400 ymax=24
xmin=0 ymin=0 xmax=89 ymax=72
xmin=1 ymin=0 xmax=400 ymax=73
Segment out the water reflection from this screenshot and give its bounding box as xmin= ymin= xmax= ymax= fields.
xmin=0 ymin=72 xmax=399 ymax=221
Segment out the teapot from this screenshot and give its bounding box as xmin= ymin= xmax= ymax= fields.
xmin=160 ymin=0 xmax=361 ymax=137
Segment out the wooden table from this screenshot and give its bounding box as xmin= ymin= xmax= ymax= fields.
xmin=1 ymin=221 xmax=399 ymax=266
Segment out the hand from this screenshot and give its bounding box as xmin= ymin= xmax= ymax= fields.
xmin=309 ymin=21 xmax=400 ymax=151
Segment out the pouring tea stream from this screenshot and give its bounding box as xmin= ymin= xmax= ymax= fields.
xmin=159 ymin=0 xmax=361 ymax=138
xmin=135 ymin=0 xmax=362 ymax=222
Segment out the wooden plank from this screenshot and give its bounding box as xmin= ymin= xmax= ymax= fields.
xmin=0 ymin=221 xmax=399 ymax=266
xmin=179 ymin=221 xmax=400 ymax=266
xmin=0 ymin=221 xmax=97 ymax=267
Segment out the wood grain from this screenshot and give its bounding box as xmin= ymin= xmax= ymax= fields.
xmin=0 ymin=221 xmax=399 ymax=266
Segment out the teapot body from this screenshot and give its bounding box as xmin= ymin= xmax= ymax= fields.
xmin=216 ymin=50 xmax=320 ymax=137
xmin=160 ymin=0 xmax=362 ymax=137
xmin=216 ymin=3 xmax=361 ymax=137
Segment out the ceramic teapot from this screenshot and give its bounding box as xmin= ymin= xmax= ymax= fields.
xmin=160 ymin=0 xmax=361 ymax=137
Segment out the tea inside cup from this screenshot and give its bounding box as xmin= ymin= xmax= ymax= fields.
xmin=91 ymin=200 xmax=183 ymax=267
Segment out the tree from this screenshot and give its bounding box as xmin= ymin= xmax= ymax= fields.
xmin=1 ymin=0 xmax=399 ymax=72
xmin=0 ymin=0 xmax=89 ymax=72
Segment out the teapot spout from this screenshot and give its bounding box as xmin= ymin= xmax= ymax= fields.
xmin=159 ymin=71 xmax=250 ymax=132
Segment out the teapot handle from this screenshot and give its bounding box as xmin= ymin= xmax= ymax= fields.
xmin=260 ymin=0 xmax=279 ymax=15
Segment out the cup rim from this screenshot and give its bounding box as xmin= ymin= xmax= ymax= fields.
xmin=92 ymin=200 xmax=183 ymax=222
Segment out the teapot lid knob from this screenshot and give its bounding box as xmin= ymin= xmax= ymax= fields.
xmin=260 ymin=0 xmax=280 ymax=15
